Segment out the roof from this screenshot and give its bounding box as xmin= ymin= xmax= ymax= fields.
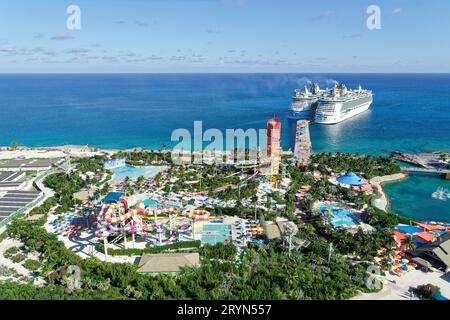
xmin=73 ymin=190 xmax=93 ymax=201
xmin=412 ymin=257 xmax=433 ymax=269
xmin=393 ymin=230 xmax=408 ymax=243
xmin=413 ymin=233 xmax=450 ymax=268
xmin=395 ymin=224 xmax=422 ymax=235
xmin=136 ymin=253 xmax=200 ymax=273
xmin=419 ymin=223 xmax=447 ymax=231
xmin=414 ymin=231 xmax=437 ymax=243
xmin=102 ymin=192 xmax=124 ymax=204
xmin=264 ymin=223 xmax=281 ymax=240
xmin=336 ymin=172 xmax=364 ymax=186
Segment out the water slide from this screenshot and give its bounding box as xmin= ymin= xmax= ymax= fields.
xmin=96 ymin=199 xmax=210 ymax=238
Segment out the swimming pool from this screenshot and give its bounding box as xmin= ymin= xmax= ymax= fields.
xmin=111 ymin=165 xmax=166 ymax=182
xmin=201 ymin=224 xmax=232 ymax=244
xmin=143 ymin=199 xmax=160 ymax=208
xmin=320 ymin=204 xmax=357 ymax=228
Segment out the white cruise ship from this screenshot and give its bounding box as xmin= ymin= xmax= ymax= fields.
xmin=314 ymin=83 xmax=373 ymax=124
xmin=288 ymin=83 xmax=322 ymax=120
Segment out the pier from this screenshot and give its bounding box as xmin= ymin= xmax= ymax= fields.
xmin=401 ymin=167 xmax=450 ymax=180
xmin=392 ymin=151 xmax=450 ymax=180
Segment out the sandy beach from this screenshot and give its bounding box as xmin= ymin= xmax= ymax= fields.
xmin=370 ymin=173 xmax=408 ymax=211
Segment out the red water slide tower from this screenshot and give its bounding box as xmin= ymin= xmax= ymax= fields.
xmin=267 ymin=118 xmax=281 ymax=157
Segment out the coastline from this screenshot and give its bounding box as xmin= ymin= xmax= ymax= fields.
xmin=370 ymin=172 xmax=408 ymax=212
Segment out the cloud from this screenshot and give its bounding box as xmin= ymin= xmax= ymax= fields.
xmin=0 ymin=43 xmax=17 ymax=53
xmin=392 ymin=8 xmax=402 ymax=14
xmin=115 ymin=20 xmax=126 ymax=25
xmin=148 ymin=55 xmax=163 ymax=60
xmin=50 ymin=33 xmax=74 ymax=41
xmin=311 ymin=10 xmax=335 ymax=21
xmin=64 ymin=49 xmax=90 ymax=55
xmin=33 ymin=33 xmax=46 ymax=39
xmin=343 ymin=33 xmax=362 ymax=39
xmin=135 ymin=21 xmax=149 ymax=27
xmin=171 ymin=55 xmax=187 ymax=61
xmin=206 ymin=28 xmax=221 ymax=34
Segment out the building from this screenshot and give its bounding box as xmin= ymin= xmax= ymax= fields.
xmin=102 ymin=158 xmax=126 ymax=170
xmin=336 ymin=172 xmax=365 ymax=186
xmin=266 ymin=118 xmax=281 ymax=158
xmin=136 ymin=253 xmax=200 ymax=275
xmin=0 ymin=159 xmax=61 ymax=172
xmin=411 ymin=233 xmax=450 ymax=272
xmin=294 ymin=120 xmax=312 ymax=168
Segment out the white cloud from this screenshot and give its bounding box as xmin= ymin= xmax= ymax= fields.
xmin=50 ymin=33 xmax=74 ymax=41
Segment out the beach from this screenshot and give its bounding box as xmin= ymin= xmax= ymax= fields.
xmin=371 ymin=173 xmax=408 ymax=212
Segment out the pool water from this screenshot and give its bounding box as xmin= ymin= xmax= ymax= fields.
xmin=111 ymin=165 xmax=166 ymax=182
xmin=320 ymin=205 xmax=357 ymax=228
xmin=201 ymin=224 xmax=232 ymax=244
xmin=143 ymin=199 xmax=160 ymax=208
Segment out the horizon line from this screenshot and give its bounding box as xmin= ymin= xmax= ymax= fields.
xmin=1 ymin=72 xmax=450 ymax=75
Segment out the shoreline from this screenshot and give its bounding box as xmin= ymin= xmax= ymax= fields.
xmin=370 ymin=172 xmax=408 ymax=212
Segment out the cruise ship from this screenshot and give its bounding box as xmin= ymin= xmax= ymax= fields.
xmin=314 ymin=83 xmax=373 ymax=124
xmin=288 ymin=83 xmax=322 ymax=120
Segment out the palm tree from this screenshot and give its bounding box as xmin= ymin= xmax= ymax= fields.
xmin=402 ymin=236 xmax=416 ymax=251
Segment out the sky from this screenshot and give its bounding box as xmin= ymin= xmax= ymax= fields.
xmin=0 ymin=0 xmax=449 ymax=73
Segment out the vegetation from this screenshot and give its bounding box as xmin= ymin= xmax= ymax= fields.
xmin=72 ymin=156 xmax=107 ymax=173
xmin=22 ymin=259 xmax=42 ymax=272
xmin=1 ymin=217 xmax=377 ymax=300
xmin=416 ymin=284 xmax=442 ymax=300
xmin=44 ymin=173 xmax=90 ymax=212
xmin=311 ymin=153 xmax=402 ymax=179
xmin=201 ymin=243 xmax=237 ymax=261
xmin=114 ymin=150 xmax=171 ymax=165
xmin=97 ymin=240 xmax=202 ymax=256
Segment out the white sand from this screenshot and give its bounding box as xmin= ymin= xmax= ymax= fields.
xmin=0 ymin=238 xmax=46 ymax=285
xmin=0 ymin=145 xmax=116 ymax=160
xmin=353 ymin=269 xmax=450 ymax=300
xmin=370 ymin=173 xmax=407 ymax=211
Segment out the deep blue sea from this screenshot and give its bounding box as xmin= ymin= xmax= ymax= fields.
xmin=1 ymin=73 xmax=449 ymax=220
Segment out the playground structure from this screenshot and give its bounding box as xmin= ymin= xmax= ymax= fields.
xmin=95 ymin=198 xmax=211 ymax=257
xmin=50 ymin=209 xmax=96 ymax=237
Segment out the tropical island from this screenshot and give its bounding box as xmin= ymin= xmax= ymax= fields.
xmin=0 ymin=137 xmax=449 ymax=300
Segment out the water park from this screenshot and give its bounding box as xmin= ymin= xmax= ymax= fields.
xmin=46 ymin=187 xmax=266 ymax=261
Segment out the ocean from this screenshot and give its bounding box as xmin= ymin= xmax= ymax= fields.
xmin=1 ymin=73 xmax=449 ymax=220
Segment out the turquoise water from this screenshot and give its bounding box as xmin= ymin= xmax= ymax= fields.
xmin=143 ymin=199 xmax=160 ymax=208
xmin=320 ymin=205 xmax=357 ymax=228
xmin=111 ymin=165 xmax=165 ymax=182
xmin=1 ymin=74 xmax=449 ymax=222
xmin=201 ymin=224 xmax=232 ymax=244
xmin=384 ymin=173 xmax=450 ymax=223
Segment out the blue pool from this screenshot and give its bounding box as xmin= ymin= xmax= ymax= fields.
xmin=201 ymin=224 xmax=232 ymax=244
xmin=320 ymin=204 xmax=357 ymax=228
xmin=143 ymin=199 xmax=160 ymax=208
xmin=111 ymin=165 xmax=166 ymax=182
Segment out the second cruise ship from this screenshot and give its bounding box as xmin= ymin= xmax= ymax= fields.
xmin=314 ymin=83 xmax=373 ymax=124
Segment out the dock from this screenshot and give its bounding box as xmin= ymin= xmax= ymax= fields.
xmin=392 ymin=151 xmax=450 ymax=180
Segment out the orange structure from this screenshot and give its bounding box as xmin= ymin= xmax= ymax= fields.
xmin=267 ymin=118 xmax=281 ymax=158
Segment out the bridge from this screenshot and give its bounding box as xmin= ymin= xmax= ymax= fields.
xmin=401 ymin=167 xmax=450 ymax=174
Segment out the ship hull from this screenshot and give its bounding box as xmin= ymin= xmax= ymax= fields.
xmin=315 ymin=101 xmax=372 ymax=124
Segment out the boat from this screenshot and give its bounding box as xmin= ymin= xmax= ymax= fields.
xmin=314 ymin=83 xmax=373 ymax=124
xmin=288 ymin=83 xmax=322 ymax=120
